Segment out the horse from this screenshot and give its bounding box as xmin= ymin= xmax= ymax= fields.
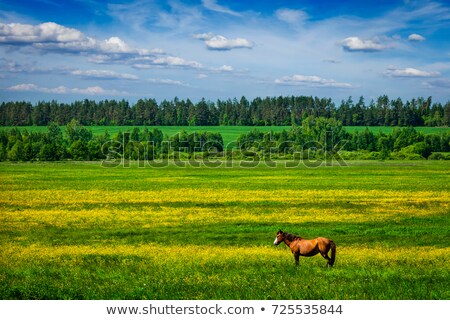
xmin=274 ymin=230 xmax=336 ymax=267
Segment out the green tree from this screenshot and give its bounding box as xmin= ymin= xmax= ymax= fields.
xmin=410 ymin=142 xmax=432 ymax=159
xmin=0 ymin=142 xmax=6 ymax=161
xmin=194 ymin=99 xmax=211 ymax=125
xmin=378 ymin=136 xmax=391 ymax=160
xmin=393 ymin=127 xmax=419 ymax=151
xmin=65 ymin=119 xmax=93 ymax=144
xmin=69 ymin=140 xmax=89 ymax=160
xmin=87 ymin=140 xmax=103 ymax=160
xmin=7 ymin=140 xmax=23 ymax=161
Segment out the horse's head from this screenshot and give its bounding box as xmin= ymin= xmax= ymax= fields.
xmin=274 ymin=229 xmax=284 ymax=245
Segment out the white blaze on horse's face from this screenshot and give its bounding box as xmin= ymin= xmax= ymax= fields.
xmin=274 ymin=236 xmax=279 ymax=245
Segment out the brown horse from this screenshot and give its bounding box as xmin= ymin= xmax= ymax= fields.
xmin=274 ymin=230 xmax=336 ymax=267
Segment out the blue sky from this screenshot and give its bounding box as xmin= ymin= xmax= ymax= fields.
xmin=0 ymin=0 xmax=449 ymax=103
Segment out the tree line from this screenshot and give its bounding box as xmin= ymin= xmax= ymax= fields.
xmin=237 ymin=117 xmax=450 ymax=161
xmin=1 ymin=117 xmax=449 ymax=162
xmin=1 ymin=95 xmax=449 ymax=127
xmin=0 ymin=119 xmax=224 ymax=162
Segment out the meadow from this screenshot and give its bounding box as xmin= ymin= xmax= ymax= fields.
xmin=0 ymin=160 xmax=449 ymax=299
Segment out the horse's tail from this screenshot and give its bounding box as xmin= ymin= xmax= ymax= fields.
xmin=329 ymin=240 xmax=336 ymax=266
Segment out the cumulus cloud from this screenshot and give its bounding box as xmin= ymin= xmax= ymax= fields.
xmin=193 ymin=32 xmax=214 ymax=41
xmin=384 ymin=66 xmax=440 ymax=77
xmin=0 ymin=22 xmax=167 ymax=69
xmin=0 ymin=21 xmax=204 ymax=70
xmin=71 ymin=69 xmax=139 ymax=80
xmin=275 ymin=9 xmax=308 ymax=25
xmin=7 ymin=83 xmax=126 ymax=95
xmin=0 ymin=22 xmax=84 ymax=44
xmin=193 ymin=33 xmax=252 ymax=50
xmin=275 ymin=74 xmax=353 ymax=88
xmin=0 ymin=22 xmax=143 ymax=55
xmin=206 ymin=35 xmax=252 ymax=50
xmin=7 ymin=83 xmax=40 ymax=92
xmin=408 ymin=33 xmax=426 ymax=41
xmin=340 ymin=37 xmax=387 ymax=52
xmin=201 ymin=0 xmax=241 ymax=17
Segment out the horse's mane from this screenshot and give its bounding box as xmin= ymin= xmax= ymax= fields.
xmin=284 ymin=232 xmax=302 ymax=242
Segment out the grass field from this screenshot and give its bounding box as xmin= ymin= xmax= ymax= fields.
xmin=343 ymin=126 xmax=450 ymax=134
xmin=0 ymin=161 xmax=449 ymax=299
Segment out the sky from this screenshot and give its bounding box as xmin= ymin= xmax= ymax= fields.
xmin=0 ymin=0 xmax=449 ymax=103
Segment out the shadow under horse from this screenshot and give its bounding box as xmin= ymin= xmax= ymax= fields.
xmin=274 ymin=230 xmax=336 ymax=267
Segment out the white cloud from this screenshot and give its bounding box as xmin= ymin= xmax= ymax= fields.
xmin=131 ymin=55 xmax=203 ymax=69
xmin=7 ymin=83 xmax=39 ymax=91
xmin=275 ymin=74 xmax=353 ymax=88
xmin=206 ymin=64 xmax=235 ymax=73
xmin=193 ymin=32 xmax=214 ymax=41
xmin=71 ymin=69 xmax=139 ymax=80
xmin=275 ymin=9 xmax=308 ymax=25
xmin=408 ymin=33 xmax=426 ymax=41
xmin=217 ymin=65 xmax=233 ymax=72
xmin=131 ymin=63 xmax=152 ymax=69
xmin=151 ymin=56 xmax=203 ymax=68
xmin=202 ymin=0 xmax=241 ymax=17
xmin=340 ymin=37 xmax=387 ymax=52
xmin=384 ymin=66 xmax=440 ymax=77
xmin=0 ymin=22 xmax=208 ymax=70
xmin=7 ymin=83 xmax=126 ymax=95
xmin=0 ymin=21 xmax=199 ymax=69
xmin=0 ymin=22 xmax=138 ymax=55
xmin=194 ymin=33 xmax=253 ymax=50
xmin=147 ymin=78 xmax=187 ymax=86
xmin=0 ymin=22 xmax=84 ymax=44
xmin=200 ymin=64 xmax=241 ymax=75
xmin=206 ymin=35 xmax=253 ymax=50
xmin=72 ymin=86 xmax=108 ymax=95
xmin=100 ymin=36 xmax=133 ymax=53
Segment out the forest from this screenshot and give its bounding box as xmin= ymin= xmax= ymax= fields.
xmin=1 ymin=95 xmax=450 ymax=127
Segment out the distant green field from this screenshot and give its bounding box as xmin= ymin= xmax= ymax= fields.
xmin=0 ymin=161 xmax=449 ymax=299
xmin=1 ymin=125 xmax=449 ymax=148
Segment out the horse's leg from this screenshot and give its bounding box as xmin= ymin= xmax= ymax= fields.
xmin=320 ymin=249 xmax=332 ymax=267
xmin=319 ymin=241 xmax=333 ymax=267
xmin=294 ymin=252 xmax=300 ymax=267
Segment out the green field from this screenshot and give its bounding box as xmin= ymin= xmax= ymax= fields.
xmin=0 ymin=161 xmax=449 ymax=299
xmin=344 ymin=126 xmax=450 ymax=134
